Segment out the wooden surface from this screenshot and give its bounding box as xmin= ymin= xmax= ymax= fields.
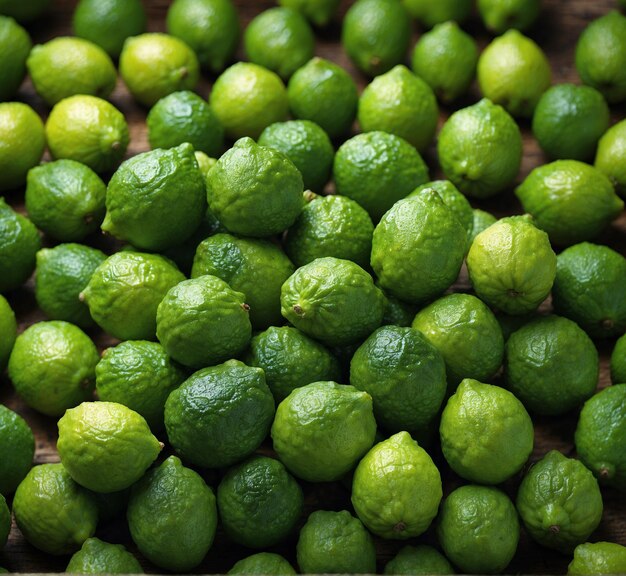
xmin=1 ymin=0 xmax=626 ymax=573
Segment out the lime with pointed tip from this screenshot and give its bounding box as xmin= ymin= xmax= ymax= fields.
xmin=0 ymin=15 xmax=31 ymax=101
xmin=384 ymin=545 xmax=454 ymax=575
xmin=66 ymin=538 xmax=143 ymax=574
xmin=568 ymin=542 xmax=626 ymax=575
xmin=229 ymin=553 xmax=296 ymax=575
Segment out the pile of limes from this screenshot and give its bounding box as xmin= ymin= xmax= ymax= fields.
xmin=0 ymin=0 xmax=625 ymax=574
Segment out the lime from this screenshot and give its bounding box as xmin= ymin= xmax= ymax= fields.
xmin=575 ymin=384 xmax=626 ymax=490
xmin=66 ymin=538 xmax=143 ymax=574
xmin=478 ymin=29 xmax=551 ymax=117
xmin=191 ymin=233 xmax=295 ymax=329
xmin=438 ymin=98 xmax=522 ymax=198
xmin=147 ymin=91 xmax=224 ymax=157
xmin=73 ymin=0 xmax=146 ymax=58
xmin=352 ymin=431 xmax=442 ymax=539
xmin=82 ymin=251 xmax=185 ymax=341
xmin=384 ymin=545 xmax=454 ymax=575
xmin=210 ymin=62 xmax=288 ymax=140
xmin=611 ymin=334 xmax=626 ymax=383
xmin=45 ymin=95 xmax=129 ymax=174
xmin=166 ymin=0 xmax=239 ymax=74
xmin=96 ymin=341 xmax=186 ymax=431
xmin=8 ymin=321 xmax=98 ymax=417
xmin=568 ymin=542 xmax=626 ymax=575
xmin=0 ymin=102 xmax=45 ymax=191
xmin=164 ymin=360 xmax=275 ymax=468
xmin=207 ymin=137 xmax=303 ymax=236
xmin=229 ymin=553 xmax=296 ymax=575
xmin=12 ymin=463 xmax=98 ymax=555
xmin=403 ymin=0 xmax=471 ymax=27
xmin=0 ymin=295 xmax=16 ymax=371
xmin=470 ymin=208 xmax=497 ymax=243
xmin=127 ymin=456 xmax=217 ymax=572
xmin=437 ymin=485 xmax=519 ymax=574
xmin=552 ymin=242 xmax=626 ymax=338
xmin=0 ymin=405 xmax=33 ymax=496
xmin=576 ymin=11 xmax=626 ymax=104
xmin=595 ymin=119 xmax=626 ymax=199
xmin=279 ymin=0 xmax=339 ymax=26
xmin=102 ymin=143 xmax=206 ymax=251
xmin=284 ymin=194 xmax=374 ymax=269
xmin=342 ymin=0 xmax=411 ymax=77
xmin=0 ymin=0 xmax=49 ymax=22
xmin=296 ymin=510 xmax=377 ymax=574
xmin=35 ymin=243 xmax=106 ymax=328
xmin=334 ymin=131 xmax=429 ymax=221
xmin=26 ymin=159 xmax=106 ymax=241
xmin=0 ymin=494 xmax=8 ymax=548
xmin=281 ymin=257 xmax=385 ymax=347
xmin=258 ymin=120 xmax=334 ymax=192
xmin=411 ymin=21 xmax=478 ymax=103
xmin=371 ymin=190 xmax=466 ymax=304
xmin=287 ymin=57 xmax=358 ymax=139
xmin=271 ymin=381 xmax=376 ymax=482
xmin=0 ymin=16 xmax=31 ymax=101
xmin=532 ymin=84 xmax=610 ymax=161
xmin=467 ymin=215 xmax=556 ymax=315
xmin=478 ymin=0 xmax=541 ymax=33
xmin=156 ymin=276 xmax=252 ymax=369
xmin=218 ymin=455 xmax=303 ymax=548
xmin=516 ymin=450 xmax=603 ymax=552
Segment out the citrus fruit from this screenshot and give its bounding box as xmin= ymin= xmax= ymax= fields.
xmin=229 ymin=553 xmax=296 ymax=575
xmin=478 ymin=0 xmax=541 ymax=33
xmin=595 ymin=119 xmax=626 ymax=199
xmin=403 ymin=0 xmax=472 ymax=27
xmin=470 ymin=208 xmax=497 ymax=243
xmin=568 ymin=542 xmax=626 ymax=575
xmin=66 ymin=538 xmax=143 ymax=574
xmin=384 ymin=545 xmax=454 ymax=575
xmin=0 ymin=405 xmax=33 ymax=495
xmin=611 ymin=334 xmax=626 ymax=383
xmin=0 ymin=295 xmax=16 ymax=372
xmin=0 ymin=15 xmax=31 ymax=101
xmin=278 ymin=0 xmax=339 ymax=26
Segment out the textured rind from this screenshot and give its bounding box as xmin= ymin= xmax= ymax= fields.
xmin=0 ymin=404 xmax=34 ymax=494
xmin=0 ymin=295 xmax=16 ymax=372
xmin=384 ymin=545 xmax=454 ymax=575
xmin=228 ymin=552 xmax=296 ymax=575
xmin=66 ymin=538 xmax=143 ymax=574
xmin=568 ymin=542 xmax=626 ymax=575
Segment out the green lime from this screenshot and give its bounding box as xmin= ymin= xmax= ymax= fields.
xmin=210 ymin=62 xmax=288 ymax=140
xmin=103 ymin=143 xmax=206 ymax=251
xmin=384 ymin=545 xmax=454 ymax=575
xmin=27 ymin=37 xmax=117 ymax=107
xmin=516 ymin=450 xmax=603 ymax=553
xmin=467 ymin=215 xmax=556 ymax=315
xmin=516 ymin=160 xmax=623 ymax=246
xmin=440 ymin=378 xmax=534 ymax=483
xmin=26 ymin=159 xmax=106 ymax=241
xmin=350 ymin=326 xmax=447 ymax=436
xmin=281 ymin=257 xmax=385 ymax=347
xmin=191 ymin=232 xmax=295 ymax=329
xmin=437 ymin=485 xmax=519 ymax=574
xmin=0 ymin=102 xmax=45 ymax=191
xmin=259 ymin=120 xmax=334 ymax=192
xmin=164 ymin=360 xmax=275 ymax=468
xmin=8 ymin=321 xmax=98 ymax=416
xmin=0 ymin=0 xmax=49 ymax=22
xmin=119 ymin=33 xmax=199 ymax=107
xmin=147 ymin=91 xmax=224 ymax=157
xmin=412 ymin=293 xmax=504 ymax=388
xmin=352 ymin=431 xmax=442 ymax=539
xmin=470 ymin=208 xmax=497 ymax=244
xmin=576 ymin=11 xmax=626 ymax=104
xmin=342 ymin=0 xmax=411 ymax=77
xmin=82 ymin=251 xmax=185 ymax=341
xmin=334 ymin=131 xmax=429 ymax=221
xmin=296 ymin=510 xmax=377 ymax=574
xmin=403 ymin=0 xmax=471 ymax=27
xmin=271 ymin=381 xmax=376 ymax=482
xmin=66 ymin=538 xmax=143 ymax=574
xmin=371 ymin=190 xmax=466 ymax=304
xmin=218 ymin=455 xmax=303 ymax=548
xmin=438 ymin=98 xmax=522 ymax=198
xmin=478 ymin=0 xmax=541 ymax=33
xmin=278 ymin=0 xmax=339 ymax=26
xmin=73 ymin=0 xmax=146 ymax=58
xmin=478 ymin=29 xmax=551 ymax=117
xmin=229 ymin=553 xmax=296 ymax=575
xmin=156 ymin=276 xmax=252 ymax=368
xmin=575 ymin=384 xmax=626 ymax=490
xmin=0 ymin=16 xmax=31 ymax=101
xmin=552 ymin=242 xmax=626 ymax=338
xmin=411 ymin=21 xmax=478 ymax=103
xmin=96 ymin=341 xmax=186 ymax=431
xmin=568 ymin=542 xmax=626 ymax=575
xmin=245 ymin=7 xmax=314 ymax=80
xmin=532 ymin=84 xmax=610 ymax=161
xmin=166 ymin=0 xmax=239 ymax=74
xmin=611 ymin=334 xmax=626 ymax=383
xmin=207 ymin=137 xmax=303 ymax=236
xmin=128 ymin=456 xmax=217 ymax=572
xmin=35 ymin=243 xmax=106 ymax=328
xmin=0 ymin=295 xmax=15 ymax=371
xmin=0 ymin=494 xmax=8 ymax=548
xmin=595 ymin=119 xmax=626 ymax=199
xmin=12 ymin=463 xmax=98 ymax=555
xmin=45 ymin=95 xmax=129 ymax=174
xmin=287 ymin=57 xmax=358 ymax=139
xmin=245 ymin=325 xmax=341 ymax=402
xmin=0 ymin=405 xmax=34 ymax=495
xmin=284 ymin=194 xmax=374 ymax=269
xmin=505 ymin=315 xmax=599 ymax=415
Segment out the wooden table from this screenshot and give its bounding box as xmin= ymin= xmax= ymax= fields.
xmin=1 ymin=0 xmax=625 ymax=573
